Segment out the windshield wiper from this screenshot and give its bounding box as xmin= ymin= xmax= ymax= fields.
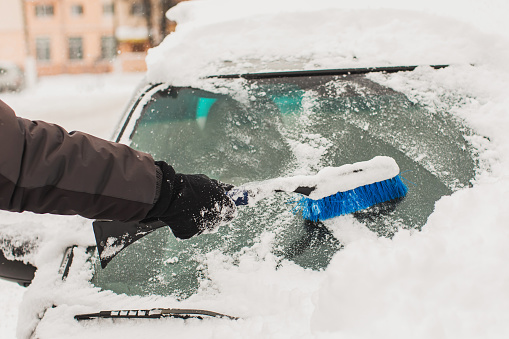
xmin=208 ymin=65 xmax=449 ymax=79
xmin=75 ymin=308 xmax=238 ymax=321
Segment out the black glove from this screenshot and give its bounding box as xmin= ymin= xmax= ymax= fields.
xmin=143 ymin=161 xmax=237 ymax=239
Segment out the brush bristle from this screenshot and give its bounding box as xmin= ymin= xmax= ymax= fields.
xmin=294 ymin=175 xmax=408 ymax=221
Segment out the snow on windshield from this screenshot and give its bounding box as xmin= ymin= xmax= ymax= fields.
xmin=6 ymin=0 xmax=509 ymax=338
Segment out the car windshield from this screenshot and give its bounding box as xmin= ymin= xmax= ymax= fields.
xmin=91 ymin=72 xmax=476 ymax=299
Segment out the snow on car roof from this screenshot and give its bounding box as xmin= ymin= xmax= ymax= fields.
xmin=145 ymin=0 xmax=498 ymax=86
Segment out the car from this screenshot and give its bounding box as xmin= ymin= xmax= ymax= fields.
xmin=0 ymin=1 xmax=504 ymax=338
xmin=0 ymin=61 xmax=25 ymax=92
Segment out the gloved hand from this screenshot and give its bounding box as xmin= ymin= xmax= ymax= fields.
xmin=143 ymin=161 xmax=237 ymax=239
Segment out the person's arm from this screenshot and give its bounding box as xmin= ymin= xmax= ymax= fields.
xmin=0 ymin=99 xmax=235 ymax=238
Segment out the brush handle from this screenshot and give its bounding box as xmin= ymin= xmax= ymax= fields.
xmin=226 ymin=185 xmax=316 ymax=206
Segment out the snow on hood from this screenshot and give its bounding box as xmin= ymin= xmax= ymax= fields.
xmin=145 ymin=0 xmax=508 ymax=86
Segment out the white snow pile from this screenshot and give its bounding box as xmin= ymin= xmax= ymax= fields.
xmin=146 ymin=0 xmax=508 ymax=86
xmin=6 ymin=0 xmax=509 ymax=338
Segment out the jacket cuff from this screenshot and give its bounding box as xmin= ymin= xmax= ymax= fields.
xmin=144 ymin=161 xmax=175 ymax=219
xmin=153 ymin=164 xmax=163 ymax=204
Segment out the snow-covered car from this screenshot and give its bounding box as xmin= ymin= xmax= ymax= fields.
xmin=88 ymin=64 xmax=476 ymax=299
xmin=0 ymin=61 xmax=25 ymax=92
xmin=2 ymin=1 xmax=509 ymax=338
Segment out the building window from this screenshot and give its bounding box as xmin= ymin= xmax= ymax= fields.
xmin=101 ymin=36 xmax=117 ymax=60
xmin=103 ymin=3 xmax=114 ymax=16
xmin=36 ymin=37 xmax=51 ymax=61
xmin=131 ymin=42 xmax=146 ymax=53
xmin=71 ymin=4 xmax=84 ymax=16
xmin=68 ymin=37 xmax=83 ymax=60
xmin=35 ymin=4 xmax=54 ymax=17
xmin=130 ymin=2 xmax=145 ymax=16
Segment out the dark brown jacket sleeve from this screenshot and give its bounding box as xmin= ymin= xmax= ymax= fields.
xmin=0 ymin=99 xmax=157 ymax=221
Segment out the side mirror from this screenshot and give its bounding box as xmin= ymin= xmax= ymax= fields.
xmin=0 ymin=248 xmax=36 ymax=287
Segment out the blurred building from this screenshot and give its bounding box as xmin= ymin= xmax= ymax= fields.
xmin=0 ymin=0 xmax=185 ymax=76
xmin=114 ymin=0 xmax=179 ymax=72
xmin=0 ymin=1 xmax=26 ymax=64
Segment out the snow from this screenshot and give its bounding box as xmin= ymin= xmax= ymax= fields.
xmin=0 ymin=280 xmax=24 ymax=339
xmin=2 ymin=0 xmax=509 ymax=338
xmin=241 ymin=156 xmax=400 ymax=201
xmin=146 ymin=0 xmax=509 ymax=86
xmin=99 ymin=236 xmax=127 ymax=261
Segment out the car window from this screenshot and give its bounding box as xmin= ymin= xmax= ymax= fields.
xmin=91 ymin=74 xmax=476 ymax=299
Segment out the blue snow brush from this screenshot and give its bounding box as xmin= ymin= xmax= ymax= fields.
xmin=293 ymin=173 xmax=408 ymax=221
xmin=228 ymin=156 xmax=408 ymax=221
